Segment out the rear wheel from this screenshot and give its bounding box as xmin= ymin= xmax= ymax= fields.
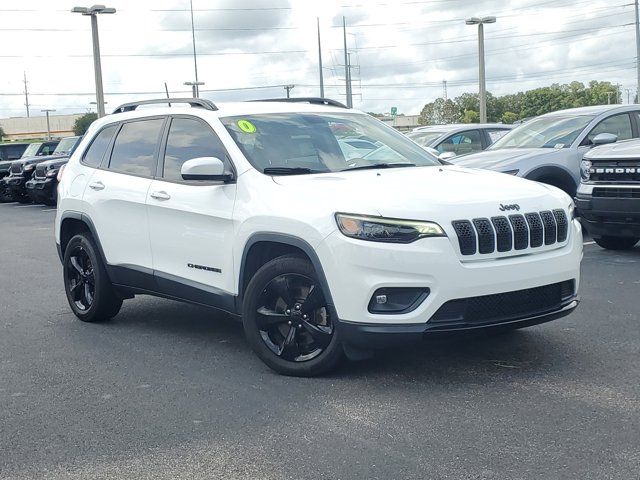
xmin=593 ymin=236 xmax=639 ymax=250
xmin=63 ymin=233 xmax=122 ymax=322
xmin=0 ymin=182 xmax=13 ymax=202
xmin=242 ymin=255 xmax=343 ymax=376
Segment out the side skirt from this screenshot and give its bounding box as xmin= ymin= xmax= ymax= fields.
xmin=107 ymin=264 xmax=240 ymax=317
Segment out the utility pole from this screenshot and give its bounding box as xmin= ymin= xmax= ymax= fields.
xmin=442 ymin=80 xmax=448 ymax=100
xmin=606 ymin=92 xmax=614 ymax=104
xmin=626 ymin=88 xmax=632 ymax=104
xmin=317 ymin=17 xmax=324 ymax=98
xmin=23 ymin=71 xmax=30 ymax=118
xmin=284 ymin=85 xmax=295 ymax=98
xmin=41 ymin=109 xmax=56 ymax=140
xmin=343 ymin=16 xmax=352 ymax=108
xmin=189 ymin=0 xmax=200 ymax=97
xmin=616 ymin=83 xmax=621 ymax=104
xmin=635 ymin=0 xmax=640 ymax=102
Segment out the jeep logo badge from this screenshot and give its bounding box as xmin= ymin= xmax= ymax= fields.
xmin=499 ymin=203 xmax=520 ymax=212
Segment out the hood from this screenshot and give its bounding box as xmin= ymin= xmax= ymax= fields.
xmin=36 ymin=156 xmax=70 ymax=169
xmin=584 ymin=139 xmax=640 ymax=160
xmin=271 ymin=165 xmax=570 ymax=222
xmin=451 ymin=147 xmax=564 ymax=172
xmin=15 ymin=153 xmax=66 ymax=168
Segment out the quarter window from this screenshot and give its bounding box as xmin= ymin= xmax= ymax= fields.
xmin=108 ymin=119 xmax=164 ymax=176
xmin=163 ymin=117 xmax=228 ymax=182
xmin=486 ymin=128 xmax=510 ymax=144
xmin=82 ymin=125 xmax=117 ymax=168
xmin=586 ymin=113 xmax=632 ymax=144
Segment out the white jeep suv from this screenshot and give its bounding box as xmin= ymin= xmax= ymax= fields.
xmin=55 ymin=98 xmax=582 ymax=376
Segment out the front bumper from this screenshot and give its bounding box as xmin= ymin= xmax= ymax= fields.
xmin=575 ymin=189 xmax=640 ymax=238
xmin=4 ymin=175 xmax=28 ymax=195
xmin=318 ymin=219 xmax=582 ymax=329
xmin=25 ymin=177 xmax=56 ymax=201
xmin=340 ymin=299 xmax=579 ymax=348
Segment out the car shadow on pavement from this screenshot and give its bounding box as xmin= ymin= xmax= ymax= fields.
xmin=95 ymin=295 xmax=581 ymax=382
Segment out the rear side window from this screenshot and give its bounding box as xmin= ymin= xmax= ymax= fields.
xmin=40 ymin=144 xmax=57 ymax=156
xmin=108 ymin=119 xmax=164 ymax=177
xmin=162 ymin=117 xmax=228 ymax=182
xmin=82 ymin=125 xmax=117 ymax=168
xmin=486 ymin=128 xmax=510 ymax=144
xmin=437 ymin=130 xmax=482 ymax=155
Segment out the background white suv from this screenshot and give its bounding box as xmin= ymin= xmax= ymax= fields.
xmin=55 ymin=98 xmax=582 ymax=376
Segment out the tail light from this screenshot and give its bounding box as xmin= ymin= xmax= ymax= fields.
xmin=57 ymin=164 xmax=66 ymax=182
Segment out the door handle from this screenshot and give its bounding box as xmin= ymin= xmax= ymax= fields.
xmin=150 ymin=190 xmax=171 ymax=201
xmin=88 ymin=181 xmax=105 ymax=191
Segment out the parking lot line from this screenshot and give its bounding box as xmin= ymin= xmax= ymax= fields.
xmin=42 ymin=209 xmax=57 ymax=212
xmin=0 ymin=202 xmax=19 ymax=206
xmin=15 ymin=204 xmax=44 ymax=208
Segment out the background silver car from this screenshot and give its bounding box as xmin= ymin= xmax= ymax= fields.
xmin=452 ymin=105 xmax=640 ymax=195
xmin=407 ymin=123 xmax=512 ymax=159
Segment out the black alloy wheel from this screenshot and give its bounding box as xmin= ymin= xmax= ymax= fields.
xmin=65 ymin=245 xmax=95 ymax=312
xmin=242 ymin=255 xmax=343 ymax=376
xmin=256 ymin=273 xmax=334 ymax=362
xmin=62 ymin=233 xmax=122 ymax=322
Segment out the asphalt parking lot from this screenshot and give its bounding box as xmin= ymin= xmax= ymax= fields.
xmin=0 ymin=202 xmax=638 ymax=480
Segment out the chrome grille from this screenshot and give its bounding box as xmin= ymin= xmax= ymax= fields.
xmin=452 ymin=209 xmax=568 ymax=256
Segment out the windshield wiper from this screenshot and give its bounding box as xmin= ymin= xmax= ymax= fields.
xmin=341 ymin=162 xmax=416 ymax=172
xmin=263 ymin=167 xmax=324 ymax=175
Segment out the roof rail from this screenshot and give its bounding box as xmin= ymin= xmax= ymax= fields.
xmin=112 ymin=98 xmax=218 ymax=114
xmin=249 ymin=97 xmax=348 ymax=109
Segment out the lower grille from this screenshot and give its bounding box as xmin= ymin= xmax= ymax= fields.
xmin=429 ymin=280 xmax=575 ymax=328
xmin=452 ymin=209 xmax=568 ymax=255
xmin=592 ymin=187 xmax=640 ymax=198
xmin=10 ymin=163 xmax=22 ymax=174
xmin=34 ymin=164 xmax=47 ymax=179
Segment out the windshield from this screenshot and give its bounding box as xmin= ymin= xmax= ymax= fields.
xmin=406 ymin=131 xmax=444 ymax=147
xmin=220 ymin=112 xmax=440 ymax=174
xmin=490 ymin=115 xmax=594 ymax=149
xmin=54 ymin=137 xmax=78 ymax=154
xmin=21 ymin=143 xmax=41 ymax=158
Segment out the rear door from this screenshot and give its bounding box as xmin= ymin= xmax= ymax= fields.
xmin=146 ymin=115 xmax=237 ymax=300
xmin=82 ymin=117 xmax=165 ymax=277
xmin=436 ymin=129 xmax=483 ymax=156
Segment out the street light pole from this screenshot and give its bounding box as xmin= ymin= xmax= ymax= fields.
xmin=41 ymin=109 xmax=56 ymax=140
xmin=72 ymin=5 xmax=116 ymax=118
xmin=635 ymin=0 xmax=640 ymax=103
xmin=466 ymin=16 xmax=496 ymax=123
xmin=184 ymin=81 xmax=205 ymax=98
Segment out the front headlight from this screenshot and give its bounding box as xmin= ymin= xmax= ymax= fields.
xmin=335 ymin=213 xmax=445 ymax=243
xmin=580 ymin=160 xmax=591 ymax=181
xmin=46 ymin=170 xmax=58 ymax=178
xmin=24 ymin=164 xmax=34 ymax=171
xmin=568 ymin=201 xmax=576 ymax=219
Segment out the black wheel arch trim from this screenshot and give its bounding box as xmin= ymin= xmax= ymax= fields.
xmin=237 ymin=233 xmax=337 ymax=318
xmin=59 ymin=211 xmax=109 ymax=267
xmin=524 ymin=166 xmax=577 ymax=194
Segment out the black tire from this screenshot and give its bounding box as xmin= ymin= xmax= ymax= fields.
xmin=16 ymin=193 xmax=31 ymax=204
xmin=0 ymin=182 xmax=13 ymax=203
xmin=63 ymin=233 xmax=122 ymax=322
xmin=242 ymin=255 xmax=343 ymax=377
xmin=593 ymin=236 xmax=639 ymax=251
xmin=43 ymin=188 xmax=57 ymax=206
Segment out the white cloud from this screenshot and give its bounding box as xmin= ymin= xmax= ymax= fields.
xmin=0 ymin=0 xmax=637 ymax=117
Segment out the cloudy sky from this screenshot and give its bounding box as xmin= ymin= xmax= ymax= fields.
xmin=0 ymin=0 xmax=637 ymax=118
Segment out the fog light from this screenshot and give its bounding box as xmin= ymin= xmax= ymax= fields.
xmin=368 ymin=288 xmax=430 ymax=314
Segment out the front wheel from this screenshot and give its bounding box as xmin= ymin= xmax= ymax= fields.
xmin=242 ymin=255 xmax=343 ymax=376
xmin=593 ymin=236 xmax=639 ymax=250
xmin=63 ymin=233 xmax=122 ymax=322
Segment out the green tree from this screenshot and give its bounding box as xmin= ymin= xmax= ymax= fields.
xmin=453 ymin=92 xmax=503 ymax=123
xmin=501 ymin=111 xmax=519 ymax=124
xmin=462 ymin=109 xmax=480 ymax=123
xmin=73 ymin=113 xmax=98 ymax=135
xmin=0 ymin=125 xmax=5 ymax=141
xmin=418 ymin=98 xmax=460 ymax=125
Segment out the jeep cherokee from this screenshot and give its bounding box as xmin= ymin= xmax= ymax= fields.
xmin=55 ymin=98 xmax=582 ymax=376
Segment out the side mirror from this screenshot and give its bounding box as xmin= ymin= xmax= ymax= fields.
xmin=438 ymin=151 xmax=457 ymax=161
xmin=181 ymin=157 xmax=233 ymax=182
xmin=592 ymin=133 xmax=617 ymax=146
